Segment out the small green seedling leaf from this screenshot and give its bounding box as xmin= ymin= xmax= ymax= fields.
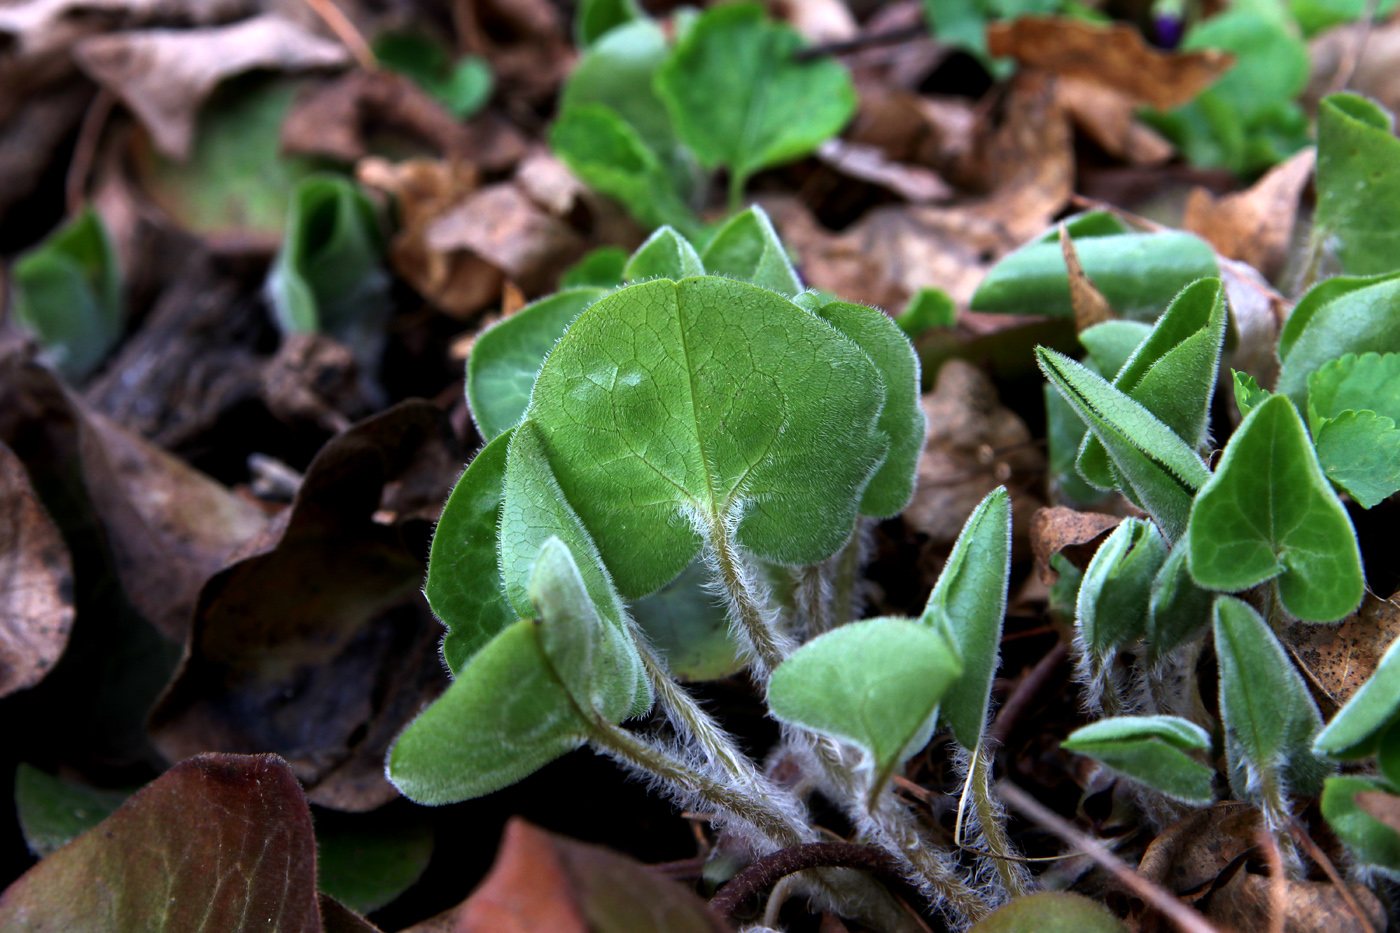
xmin=700 ymin=206 xmax=802 ymax=297
xmin=1232 ymin=370 xmax=1271 ymax=417
xmin=968 ymin=891 xmax=1130 ymax=933
xmin=654 ymin=3 xmax=856 ymax=203
xmin=1045 ymin=382 xmax=1107 ymax=505
xmin=524 ymin=277 xmax=888 ymax=598
xmin=562 ymin=246 xmax=628 ymax=288
xmin=1315 ymin=93 xmax=1400 ymax=276
xmin=575 ymin=0 xmax=645 ymax=47
xmin=629 ymin=560 xmax=742 ymax=681
xmin=1079 ymin=320 xmax=1151 ymax=380
xmin=1146 ymin=542 xmax=1215 ymax=658
xmin=374 ymin=31 xmax=492 ymax=118
xmin=467 ymin=288 xmax=607 ymax=440
xmin=315 ymin=812 xmax=433 ymax=914
xmin=1321 ymin=776 xmax=1400 ymax=874
xmin=624 ymin=226 xmax=705 ymax=282
xmin=897 ymin=287 xmax=956 ymax=337
xmin=1276 ymin=270 xmax=1400 ymax=407
xmin=1062 ymin=715 xmax=1214 ymax=805
xmin=1188 ymin=394 xmax=1364 ymax=622
xmin=14 ymin=765 xmax=129 ymax=857
xmin=1215 ymin=596 xmax=1332 ymax=800
xmin=1313 ymin=410 xmax=1400 ymax=509
xmin=1077 ymin=518 xmax=1168 ymax=658
xmin=1314 ymin=630 xmax=1400 ymax=759
xmin=921 ymin=487 xmax=1011 ymax=750
xmin=768 ymin=617 xmax=961 ymax=804
xmin=11 ymin=207 xmax=124 ymax=382
xmin=1036 ymin=348 xmax=1211 ymax=540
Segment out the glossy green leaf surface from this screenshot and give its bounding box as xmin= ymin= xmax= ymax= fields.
xmin=467 ymin=289 xmax=607 ymax=440
xmin=768 ymin=617 xmax=961 ymax=801
xmin=1315 ymin=94 xmax=1400 ymax=276
xmin=1215 ymin=597 xmax=1331 ymax=800
xmin=700 ymin=206 xmax=802 ymax=297
xmin=921 ymin=488 xmax=1011 ymax=749
xmin=523 ymin=276 xmax=888 ymax=598
xmin=624 ymin=226 xmax=705 ymax=282
xmin=1188 ymin=395 xmax=1364 ymax=622
xmin=1062 ymin=715 xmax=1214 ymax=805
xmin=1146 ymin=542 xmax=1215 ymax=658
xmin=1321 ymin=776 xmax=1400 ymax=873
xmin=654 ymin=3 xmax=856 ymax=196
xmin=1076 ymin=518 xmax=1168 ymax=658
xmin=1314 ymin=630 xmax=1400 ymax=759
xmin=1276 ymin=271 xmax=1400 ymax=407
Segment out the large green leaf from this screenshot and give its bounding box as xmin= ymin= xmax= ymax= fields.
xmin=1314 ymin=630 xmax=1400 ymax=759
xmin=1188 ymin=395 xmax=1363 ymax=622
xmin=523 ymin=276 xmax=888 ymax=598
xmin=1061 ymin=715 xmax=1214 ymax=805
xmin=13 ymin=765 xmax=129 ymax=858
xmin=700 ymin=206 xmax=802 ymax=297
xmin=1276 ymin=270 xmax=1400 ymax=407
xmin=1315 ymin=94 xmax=1400 ymax=276
xmin=1076 ymin=518 xmax=1168 ymax=658
xmin=920 ymin=487 xmax=1011 ymax=750
xmin=768 ymin=617 xmax=961 ymax=802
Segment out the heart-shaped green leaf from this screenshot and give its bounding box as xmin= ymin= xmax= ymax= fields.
xmin=1314 ymin=630 xmax=1400 ymax=759
xmin=524 ymin=276 xmax=888 ymax=598
xmin=921 ymin=487 xmax=1011 ymax=750
xmin=1276 ymin=270 xmax=1400 ymax=407
xmin=1188 ymin=394 xmax=1364 ymax=622
xmin=768 ymin=617 xmax=961 ymax=803
xmin=1062 ymin=715 xmax=1215 ymax=805
xmin=1321 ymin=776 xmax=1400 ymax=873
xmin=1077 ymin=518 xmax=1169 ymax=658
xmin=467 ymin=288 xmax=607 ymax=440
xmin=1315 ymin=93 xmax=1400 ymax=276
xmin=1146 ymin=542 xmax=1215 ymax=658
xmin=700 ymin=206 xmax=802 ymax=297
xmin=1215 ymin=596 xmax=1332 ymax=800
xmin=624 ymin=226 xmax=705 ymax=282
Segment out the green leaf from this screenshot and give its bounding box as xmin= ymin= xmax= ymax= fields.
xmin=1315 ymin=94 xmax=1400 ymax=276
xmin=972 ymin=232 xmax=1218 ymax=322
xmin=562 ymin=246 xmax=628 ymax=288
xmin=1232 ymin=370 xmax=1270 ymax=417
xmin=315 ymin=811 xmax=433 ymax=914
xmin=1380 ymin=719 xmax=1400 ymax=787
xmin=1146 ymin=542 xmax=1215 ymax=657
xmin=1308 ymin=352 xmax=1400 ymax=429
xmin=575 ymin=0 xmax=645 ymax=47
xmin=699 ymin=206 xmax=802 ymax=297
xmin=920 ymin=487 xmax=1011 ymax=749
xmin=14 ymin=765 xmax=129 ymax=857
xmin=524 ymin=276 xmax=888 ymax=597
xmin=468 ymin=288 xmax=607 ymax=441
xmin=968 ymin=892 xmax=1130 ymax=933
xmin=374 ymin=31 xmax=493 ymax=118
xmin=11 ymin=208 xmax=124 ymax=382
xmin=435 ymin=56 xmax=493 ymax=119
xmin=1215 ymin=596 xmax=1331 ymax=800
xmin=1292 ymin=0 xmax=1399 ymax=35
xmin=1079 ymin=320 xmax=1151 ymax=381
xmin=1313 ymin=410 xmax=1400 ymax=509
xmin=1321 ymin=776 xmax=1400 ymax=873
xmin=624 ymin=226 xmax=706 ymax=282
xmin=897 ymin=287 xmax=956 ymax=337
xmin=1188 ymin=394 xmax=1364 ymax=622
xmin=1036 ymin=348 xmax=1211 ymax=540
xmin=1076 ymin=518 xmax=1168 ymax=658
xmin=1314 ymin=630 xmax=1400 ymax=759
xmin=1062 ymin=715 xmax=1214 ymax=805
xmin=1044 ymin=381 xmax=1108 ymax=505
xmin=654 ymin=2 xmax=856 ymax=199
xmin=426 ymin=429 xmax=516 ymax=672
xmin=768 ymin=617 xmax=961 ymax=802
xmin=1276 ymin=270 xmax=1400 ymax=408
xmin=628 ymin=560 xmax=742 ymax=681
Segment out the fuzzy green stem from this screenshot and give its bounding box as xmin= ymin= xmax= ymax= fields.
xmin=794 ymin=563 xmax=832 ymax=636
xmin=967 ymin=742 xmax=1029 ymax=899
xmin=828 ymin=518 xmax=869 ymax=631
xmin=708 ymin=519 xmax=790 ymax=678
xmin=636 ymin=637 xmax=752 ymax=779
xmin=727 ymin=171 xmax=747 ymax=215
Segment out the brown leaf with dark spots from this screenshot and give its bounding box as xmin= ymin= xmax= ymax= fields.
xmin=987 ymin=17 xmax=1234 ymax=111
xmin=1060 ymin=225 xmax=1116 ymax=331
xmin=1285 ymin=591 xmax=1400 ymax=714
xmin=403 ymin=819 xmax=727 ymax=933
xmin=1031 ymin=507 xmax=1123 ymax=584
xmin=1184 ymin=148 xmax=1315 ymax=281
xmin=0 ymin=440 xmax=74 ymax=698
xmin=0 ymin=753 xmax=324 ymax=932
xmin=148 ymin=401 xmax=457 ymax=811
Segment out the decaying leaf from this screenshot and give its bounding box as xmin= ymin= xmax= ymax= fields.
xmin=1286 ymin=591 xmax=1400 ymax=714
xmin=1184 ymin=147 xmax=1315 ymax=281
xmin=1307 ymin=21 xmax=1400 ymax=118
xmin=815 ymin=137 xmax=953 ymax=204
xmin=1060 ymin=225 xmax=1115 ymax=330
xmin=1031 ymin=507 xmax=1124 ymax=585
xmin=1204 ymin=866 xmax=1382 ymax=933
xmin=1056 ymin=77 xmax=1174 ymax=166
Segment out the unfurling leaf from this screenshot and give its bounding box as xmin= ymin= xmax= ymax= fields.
xmin=1232 ymin=369 xmax=1270 ymax=417
xmin=700 ymin=206 xmax=802 ymax=297
xmin=1314 ymin=630 xmax=1400 ymax=759
xmin=1314 ymin=93 xmax=1400 ymax=276
xmin=624 ymin=226 xmax=705 ymax=282
xmin=1062 ymin=715 xmax=1215 ymax=805
xmin=1077 ymin=518 xmax=1168 ymax=658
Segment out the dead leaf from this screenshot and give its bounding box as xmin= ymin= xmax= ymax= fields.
xmin=771 ymin=0 xmax=858 ymax=44
xmin=987 ymin=17 xmax=1234 ymax=111
xmin=1285 ymin=590 xmax=1400 ymax=714
xmin=816 ymin=138 xmax=953 ymax=203
xmin=0 ymin=0 xmax=250 ymax=58
xmin=514 ymin=149 xmax=588 ymax=218
xmin=0 ymin=440 xmax=74 ymax=698
xmin=259 ymin=331 xmax=368 ymax=434
xmin=403 ymin=818 xmax=727 ymax=933
xmin=1221 ymin=257 xmax=1289 ymax=397
xmin=148 ymin=401 xmax=457 ymax=810
xmin=1307 ymin=22 xmax=1400 ymax=118
xmin=1204 ymin=867 xmax=1382 ymax=933
xmin=456 ymin=0 xmax=573 ymax=105
xmin=1057 ymin=76 xmax=1174 ymax=166
xmin=1183 ymin=148 xmax=1315 ymax=281
xmin=320 ymin=894 xmax=385 ymax=933
xmin=1137 ymin=803 xmax=1259 ymax=900
xmin=0 ymin=753 xmax=325 ymax=931
xmin=74 ymin=14 xmax=349 ymax=161
xmin=844 ymin=204 xmax=1011 ymax=305
xmin=1060 ymin=225 xmax=1116 ymax=331
xmin=1031 ymin=507 xmax=1124 ymax=585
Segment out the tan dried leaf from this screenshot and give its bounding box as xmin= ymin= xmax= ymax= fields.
xmin=1030 ymin=507 xmax=1123 ymax=584
xmin=1057 ymin=76 xmax=1174 ymax=166
xmin=1285 ymin=591 xmax=1400 ymax=714
xmin=1060 ymin=224 xmax=1116 ymax=331
xmin=1183 ymin=147 xmax=1315 ymax=281
xmin=816 ymin=137 xmax=953 ymax=204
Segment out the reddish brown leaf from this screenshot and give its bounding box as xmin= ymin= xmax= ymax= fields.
xmin=1183 ymin=148 xmax=1315 ymax=281
xmin=1060 ymin=224 xmax=1116 ymax=331
xmin=1057 ymin=77 xmax=1174 ymax=166
xmin=319 ymin=894 xmax=384 ymax=933
xmin=1031 ymin=507 xmax=1123 ymax=584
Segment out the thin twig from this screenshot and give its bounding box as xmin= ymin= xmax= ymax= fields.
xmin=709 ymin=842 xmax=905 ymax=920
xmin=996 ymin=781 xmax=1224 ymax=933
xmin=1288 ymin=819 xmax=1377 ymax=933
xmin=66 ymin=88 xmax=114 ymax=214
xmin=792 ymin=24 xmax=927 ymax=61
xmin=300 ymin=0 xmax=377 ymax=71
xmin=988 ymin=641 xmax=1068 ymax=745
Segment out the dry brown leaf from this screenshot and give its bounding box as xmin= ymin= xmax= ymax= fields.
xmin=848 ymin=205 xmax=1011 ymax=305
xmin=1057 ymin=76 xmax=1174 ymax=166
xmin=74 ymin=14 xmax=348 ymax=160
xmin=0 ymin=440 xmax=74 ymax=698
xmin=0 ymin=0 xmax=249 ymax=57
xmin=1285 ymin=591 xmax=1400 ymax=714
xmin=457 ymin=0 xmax=573 ymax=105
xmin=1307 ymin=22 xmax=1400 ymax=117
xmin=1060 ymin=225 xmax=1116 ymax=331
xmin=987 ymin=16 xmax=1234 ymax=111
xmin=816 ymin=137 xmax=953 ymax=204
xmin=1205 ymin=868 xmax=1382 ymax=933
xmin=1137 ymin=803 xmax=1259 ymax=903
xmin=1031 ymin=507 xmax=1123 ymax=585
xmin=514 ymin=150 xmax=588 ymax=218
xmin=1221 ymin=257 xmax=1289 ymax=399
xmin=1183 ymin=147 xmax=1315 ymax=281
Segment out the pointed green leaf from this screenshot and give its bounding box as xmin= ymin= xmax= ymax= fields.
xmin=699 ymin=206 xmax=802 ymax=297
xmin=654 ymin=3 xmax=856 ymax=195
xmin=1078 ymin=320 xmax=1151 ymax=381
xmin=524 ymin=277 xmax=888 ymax=597
xmin=1315 ymin=93 xmax=1400 ymax=276
xmin=1062 ymin=715 xmax=1214 ymax=805
xmin=1044 ymin=382 xmax=1107 ymax=505
xmin=1321 ymin=776 xmax=1400 ymax=873
xmin=562 ymin=246 xmax=628 ymax=289
xmin=768 ymin=617 xmax=961 ymax=801
xmin=1215 ymin=596 xmax=1332 ymax=799
xmin=624 ymin=226 xmax=705 ymax=282
xmin=575 ymin=0 xmax=644 ymax=47
xmin=1188 ymin=395 xmax=1364 ymax=622
xmin=1314 ymin=630 xmax=1400 ymax=759
xmin=921 ymin=487 xmax=1011 ymax=749
xmin=1314 ymin=410 xmax=1400 ymax=508
xmin=427 ymin=430 xmax=517 ymax=673
xmin=1146 ymin=542 xmax=1215 ymax=658
xmin=628 ymin=560 xmax=742 ymax=681
xmin=1276 ymin=270 xmax=1400 ymax=407
xmin=1036 ymin=348 xmax=1210 ymax=540
xmin=1308 ymin=352 xmax=1400 ymax=429
xmin=467 ymin=288 xmax=607 ymax=440
xmin=1076 ymin=518 xmax=1168 ymax=658
xmin=1232 ymin=370 xmax=1270 ymax=418
xmin=896 ymin=287 xmax=956 ymax=337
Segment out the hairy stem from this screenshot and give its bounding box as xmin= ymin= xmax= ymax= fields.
xmin=827 ymin=518 xmax=871 ymax=631
xmin=966 ymin=742 xmax=1029 ymax=900
xmin=706 ymin=518 xmax=791 ymax=678
xmin=794 ymin=563 xmax=832 ymax=637
xmin=636 ymin=636 xmax=752 ymax=778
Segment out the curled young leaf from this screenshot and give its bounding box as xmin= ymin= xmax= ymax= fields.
xmin=1077 ymin=518 xmax=1168 ymax=658
xmin=1232 ymin=369 xmax=1270 ymax=417
xmin=1062 ymin=715 xmax=1215 ymax=805
xmin=1146 ymin=541 xmax=1215 ymax=658
xmin=700 ymin=206 xmax=802 ymax=297
xmin=624 ymin=226 xmax=705 ymax=282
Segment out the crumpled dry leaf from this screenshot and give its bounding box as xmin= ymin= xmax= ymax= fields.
xmin=1285 ymin=590 xmax=1400 ymax=715
xmin=1220 ymin=256 xmax=1289 ymax=397
xmin=148 ymin=401 xmax=456 ymax=811
xmin=1307 ymin=22 xmax=1400 ymax=117
xmin=0 ymin=0 xmax=249 ymax=57
xmin=259 ymin=331 xmax=371 ymax=434
xmin=74 ymin=14 xmax=349 ymax=161
xmin=402 ymin=819 xmax=727 ymax=933
xmin=987 ymin=17 xmax=1234 ymax=111
xmin=1183 ymin=147 xmax=1315 ymax=282
xmin=514 ymin=149 xmax=589 ymax=218
xmin=904 ymin=359 xmax=1044 ymax=553
xmin=816 ymin=138 xmax=953 ymax=204
xmin=1205 ymin=866 xmax=1382 ymax=933
xmin=847 ymin=84 xmax=976 ymax=173
xmin=1057 ymin=76 xmax=1174 ymax=166
xmin=0 ymin=440 xmax=74 ymax=698
xmin=1031 ymin=507 xmax=1123 ymax=585
xmin=1137 ymin=803 xmax=1259 ymax=902
xmin=1060 ymin=224 xmax=1116 ymax=330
